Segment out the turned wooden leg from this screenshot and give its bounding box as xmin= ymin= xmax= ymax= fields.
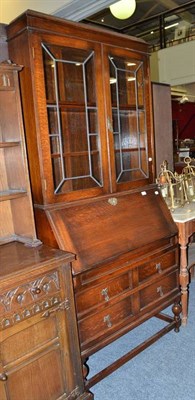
xmin=176 ymin=221 xmax=191 ymax=326
xmin=83 ymin=358 xmax=90 ymax=381
xmin=179 ymin=242 xmax=189 ymax=326
xmin=172 ymin=302 xmax=182 ymax=332
xmin=82 ymin=359 xmax=94 ymax=399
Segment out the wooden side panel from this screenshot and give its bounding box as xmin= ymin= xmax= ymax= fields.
xmin=7 ymin=32 xmax=44 ymax=205
xmin=152 ymin=82 xmax=174 ymax=176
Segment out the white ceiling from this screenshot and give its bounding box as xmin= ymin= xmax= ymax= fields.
xmin=1 ymin=0 xmax=194 ymax=101
xmin=0 ymin=0 xmax=114 ymax=24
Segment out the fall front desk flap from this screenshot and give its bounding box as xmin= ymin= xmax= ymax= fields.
xmin=47 ymin=188 xmax=178 ymax=274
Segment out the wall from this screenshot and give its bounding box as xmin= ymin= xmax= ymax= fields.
xmin=172 ymin=100 xmax=195 ymax=140
xmin=150 ymin=41 xmax=195 ymax=86
xmin=0 ymin=23 xmax=8 ymax=62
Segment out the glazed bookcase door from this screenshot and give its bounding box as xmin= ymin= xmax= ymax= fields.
xmin=31 ymin=33 xmax=109 ymax=204
xmin=103 ymin=46 xmax=154 ymax=192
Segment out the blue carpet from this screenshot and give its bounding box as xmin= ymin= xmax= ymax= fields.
xmin=88 ymin=279 xmax=195 ymax=399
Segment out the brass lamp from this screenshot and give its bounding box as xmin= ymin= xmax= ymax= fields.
xmin=182 ymin=157 xmax=195 ymax=202
xmin=157 ymin=160 xmax=186 ymax=211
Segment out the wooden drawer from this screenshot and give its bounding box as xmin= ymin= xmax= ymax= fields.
xmin=79 ymin=296 xmax=133 ymax=348
xmin=76 ymin=248 xmax=177 ymax=317
xmin=78 ymin=268 xmax=179 ymax=353
xmin=140 ymin=271 xmax=178 ymax=310
xmin=76 ymin=271 xmax=132 ymax=316
xmin=138 ymin=249 xmax=177 ymax=283
xmin=0 ymin=271 xmax=61 ymax=329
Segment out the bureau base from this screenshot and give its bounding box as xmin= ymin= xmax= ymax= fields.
xmin=85 ymin=303 xmax=181 ymax=390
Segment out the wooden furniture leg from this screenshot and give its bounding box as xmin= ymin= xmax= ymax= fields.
xmin=178 ymin=223 xmax=189 ymax=326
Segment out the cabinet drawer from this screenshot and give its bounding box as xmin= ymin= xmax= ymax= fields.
xmin=76 ymin=271 xmax=132 ymax=316
xmin=79 ymin=296 xmax=133 ymax=347
xmin=140 ymin=271 xmax=178 ymax=309
xmin=0 ymin=271 xmax=61 ymax=328
xmin=138 ymin=249 xmax=177 ymax=283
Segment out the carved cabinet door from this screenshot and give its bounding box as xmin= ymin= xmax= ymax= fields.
xmin=0 ymin=309 xmax=82 ymax=400
xmin=0 ymin=363 xmax=7 ymax=400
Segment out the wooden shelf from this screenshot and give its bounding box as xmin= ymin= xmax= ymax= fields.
xmin=47 ymin=101 xmax=96 ymax=109
xmin=0 ymin=141 xmax=20 ymax=148
xmin=0 ymin=62 xmax=37 ymax=245
xmin=112 ymin=105 xmax=145 ymax=111
xmin=115 ymin=147 xmax=146 ymax=152
xmin=51 ymin=150 xmax=99 ymax=158
xmin=0 ymin=189 xmax=27 ymax=201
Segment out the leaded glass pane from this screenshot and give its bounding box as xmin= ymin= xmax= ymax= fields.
xmin=109 ymin=55 xmax=148 ymax=183
xmin=42 ymin=43 xmax=103 ymax=193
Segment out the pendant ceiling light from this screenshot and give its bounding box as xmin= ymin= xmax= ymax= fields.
xmin=110 ymin=0 xmax=136 ymax=20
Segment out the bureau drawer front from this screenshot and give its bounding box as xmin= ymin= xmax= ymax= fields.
xmin=138 ymin=249 xmax=177 ymax=283
xmin=79 ymin=296 xmax=133 ymax=347
xmin=140 ymin=271 xmax=178 ymax=309
xmin=76 ymin=272 xmax=132 ymax=315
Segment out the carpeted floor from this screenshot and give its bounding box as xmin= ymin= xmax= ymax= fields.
xmin=88 ymin=245 xmax=195 ymax=400
xmin=189 ymin=242 xmax=195 ymax=277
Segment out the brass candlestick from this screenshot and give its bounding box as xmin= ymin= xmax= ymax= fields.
xmin=182 ymin=157 xmax=195 ymax=202
xmin=157 ymin=161 xmax=186 ymax=211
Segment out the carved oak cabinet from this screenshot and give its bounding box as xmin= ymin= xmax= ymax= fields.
xmin=0 ymin=242 xmax=91 ymax=400
xmin=7 ymin=10 xmax=181 ymax=396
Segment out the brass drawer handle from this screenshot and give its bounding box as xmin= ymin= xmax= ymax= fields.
xmin=104 ymin=314 xmax=112 ymax=328
xmin=101 ymin=288 xmax=110 ymax=302
xmin=157 ymin=286 xmax=164 ymax=297
xmin=0 ymin=373 xmax=8 ymax=381
xmin=31 ymin=287 xmax=41 ymax=295
xmin=156 ymin=263 xmax=162 ymax=273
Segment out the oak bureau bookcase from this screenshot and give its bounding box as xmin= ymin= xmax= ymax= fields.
xmin=7 ymin=10 xmax=181 ymax=396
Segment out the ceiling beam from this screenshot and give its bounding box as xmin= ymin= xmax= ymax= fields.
xmin=54 ymin=0 xmax=115 ymax=21
xmin=158 ymin=0 xmax=194 ymax=23
xmin=138 ymin=3 xmax=159 ymax=21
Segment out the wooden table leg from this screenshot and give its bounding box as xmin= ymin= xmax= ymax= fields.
xmin=177 ymin=223 xmax=189 ymax=326
xmin=179 ymin=243 xmax=189 ymax=325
